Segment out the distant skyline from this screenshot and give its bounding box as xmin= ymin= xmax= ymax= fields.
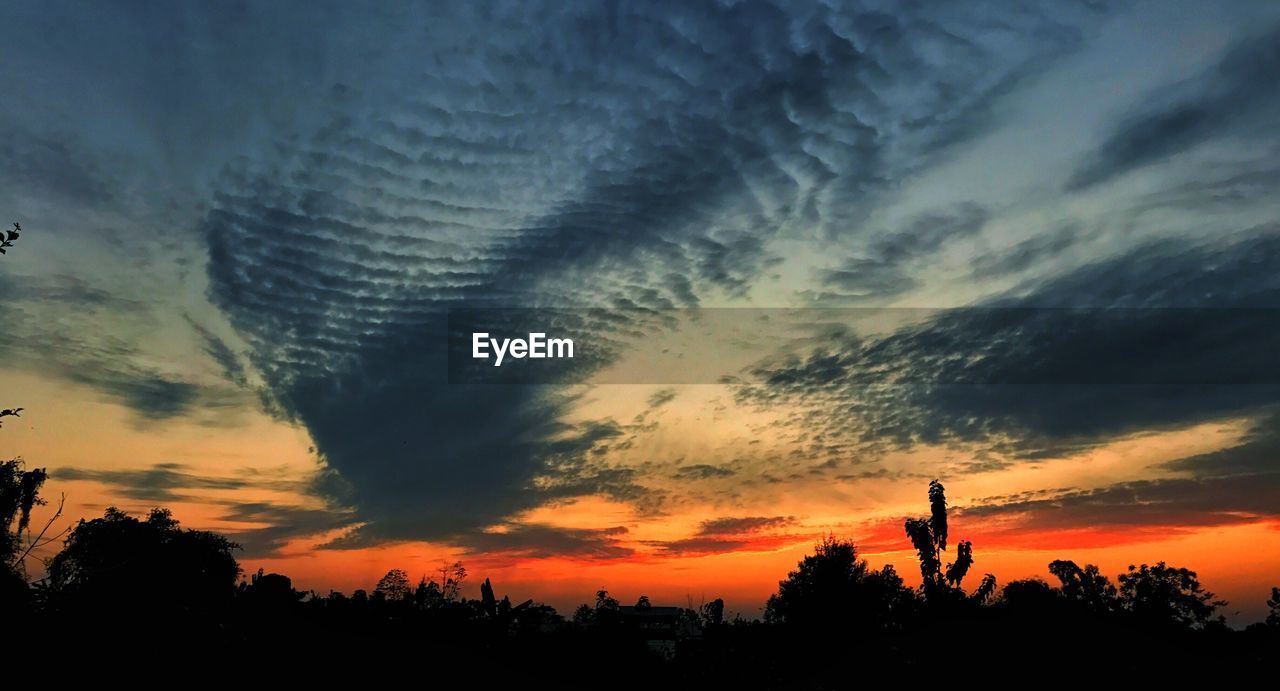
xmin=3 ymin=0 xmax=1279 ymax=623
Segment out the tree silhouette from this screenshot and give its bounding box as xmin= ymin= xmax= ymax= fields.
xmin=999 ymin=577 xmax=1057 ymax=610
xmin=1 ymin=459 xmax=49 ymax=608
xmin=764 ymin=535 xmax=915 ymax=633
xmin=1118 ymin=562 xmax=1225 ymax=629
xmin=0 ymin=222 xmax=22 ymax=256
xmin=437 ymin=561 xmax=467 ymax=601
xmin=573 ymin=588 xmax=621 ymax=628
xmin=239 ymin=568 xmax=301 ymax=612
xmin=903 ymin=479 xmax=989 ymax=601
xmin=972 ymin=573 xmax=998 ymax=604
xmin=0 ymin=407 xmax=23 ymax=428
xmin=45 ymin=507 xmax=240 ymax=628
xmin=1049 ymin=559 xmax=1118 ymax=614
xmin=1267 ymin=587 xmax=1279 ymax=628
xmin=374 ymin=568 xmax=411 ymax=602
xmin=700 ymin=597 xmax=725 ymax=626
xmin=1 ymin=220 xmax=60 ymax=609
xmin=480 ymin=576 xmax=497 ymax=617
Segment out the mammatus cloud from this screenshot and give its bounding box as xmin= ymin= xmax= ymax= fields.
xmin=202 ymin=1 xmax=1108 ymax=548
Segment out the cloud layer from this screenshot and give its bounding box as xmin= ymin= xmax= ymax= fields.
xmin=200 ymin=1 xmax=1107 ymax=547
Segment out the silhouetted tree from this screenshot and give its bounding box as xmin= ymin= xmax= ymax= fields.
xmin=374 ymin=568 xmax=411 ymax=602
xmin=0 ymin=407 xmax=22 ymax=428
xmin=904 ymin=480 xmax=986 ymax=601
xmin=1000 ymin=577 xmax=1058 ymax=611
xmin=1267 ymin=587 xmax=1280 ymax=628
xmin=972 ymin=573 xmax=998 ymax=604
xmin=44 ymin=507 xmax=240 ymax=628
xmin=1 ymin=459 xmax=48 ymax=608
xmin=239 ymin=568 xmax=301 ymax=611
xmin=413 ymin=575 xmax=442 ymax=608
xmin=572 ymin=603 xmax=595 ymax=626
xmin=764 ymin=536 xmax=915 ymax=633
xmin=437 ymin=561 xmax=467 ymax=601
xmin=1118 ymin=562 xmax=1225 ymax=630
xmin=574 ymin=588 xmax=621 ymax=629
xmin=1 ymin=460 xmax=47 ymax=569
xmin=1049 ymin=560 xmax=1118 ymax=614
xmin=700 ymin=597 xmax=725 ymax=627
xmin=0 ymin=221 xmax=21 ymax=256
xmin=480 ymin=576 xmax=497 ymax=617
xmin=635 ymin=594 xmax=651 ymax=609
xmin=1 ymin=221 xmax=58 ymax=614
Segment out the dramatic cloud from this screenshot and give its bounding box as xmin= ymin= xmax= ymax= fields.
xmin=0 ymin=273 xmax=244 ymax=422
xmin=457 ymin=524 xmax=632 ymax=562
xmin=1068 ymin=23 xmax=1280 ymax=190
xmin=672 ymin=464 xmax=736 ymax=481
xmin=54 ymin=462 xmax=351 ymax=557
xmin=651 ymin=515 xmax=803 ymax=556
xmin=740 ymin=231 xmax=1280 ymax=459
xmin=55 ymin=463 xmax=259 ymax=502
xmin=813 ymin=203 xmax=989 ymax=301
xmin=200 ymin=1 xmax=1107 ymax=546
xmin=217 ymin=501 xmax=354 ymax=558
xmin=958 ymin=473 xmax=1280 ymax=538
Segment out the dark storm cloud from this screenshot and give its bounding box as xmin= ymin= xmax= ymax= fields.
xmin=650 ymin=515 xmax=801 ymax=556
xmin=646 ymin=388 xmax=677 ymax=410
xmin=199 ymin=1 xmax=1108 ymax=545
xmin=813 ymin=203 xmax=989 ymax=301
xmin=185 ymin=316 xmax=249 ymax=388
xmin=970 ymin=222 xmax=1085 ymax=278
xmin=1160 ymin=411 xmax=1280 ymax=478
xmin=0 ymin=125 xmax=115 ymax=207
xmin=740 ymin=230 xmax=1280 ymax=458
xmin=0 ymin=273 xmax=138 ymax=310
xmin=217 ymin=502 xmax=353 ymax=558
xmin=958 ymin=473 xmax=1280 ymax=533
xmin=66 ymin=369 xmax=210 ymax=420
xmin=1067 ymin=22 xmax=1280 ymax=190
xmin=696 ymin=516 xmax=796 ymax=535
xmin=456 ymin=524 xmax=633 ymax=562
xmin=53 ymin=463 xmax=351 ymax=556
xmin=672 ymin=464 xmax=736 ymax=481
xmin=0 ymin=277 xmax=244 ymax=422
xmin=55 ymin=463 xmax=254 ymax=502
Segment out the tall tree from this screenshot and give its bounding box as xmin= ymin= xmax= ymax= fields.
xmin=1266 ymin=586 xmax=1280 ymax=628
xmin=1118 ymin=562 xmax=1225 ymax=629
xmin=904 ymin=480 xmax=987 ymax=601
xmin=374 ymin=568 xmax=411 ymax=602
xmin=45 ymin=507 xmax=241 ymax=627
xmin=1049 ymin=560 xmax=1118 ymax=614
xmin=764 ymin=536 xmax=915 ymax=632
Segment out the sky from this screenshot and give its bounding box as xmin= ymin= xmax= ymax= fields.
xmin=2 ymin=0 xmax=1279 ymax=624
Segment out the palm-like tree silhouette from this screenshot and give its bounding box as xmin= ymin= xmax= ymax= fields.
xmin=903 ymin=479 xmax=992 ymax=601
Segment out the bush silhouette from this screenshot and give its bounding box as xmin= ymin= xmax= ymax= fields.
xmin=1118 ymin=561 xmax=1225 ymax=629
xmin=44 ymin=507 xmax=240 ymax=630
xmin=764 ymin=535 xmax=915 ymax=633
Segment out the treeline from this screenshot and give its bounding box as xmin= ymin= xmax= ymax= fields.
xmin=4 ymin=473 xmax=1278 ymax=679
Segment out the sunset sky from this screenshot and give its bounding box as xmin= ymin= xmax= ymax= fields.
xmin=3 ymin=0 xmax=1279 ymax=624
